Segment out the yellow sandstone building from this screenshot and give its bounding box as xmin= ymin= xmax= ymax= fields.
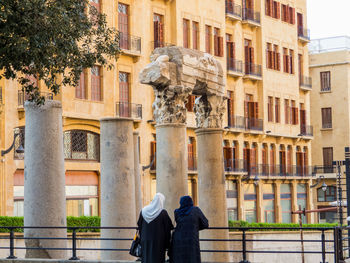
xmin=0 ymin=0 xmax=314 ymax=223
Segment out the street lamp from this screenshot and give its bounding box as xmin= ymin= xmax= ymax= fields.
xmin=1 ymin=128 xmax=24 ymax=157
xmin=321 ymin=181 xmax=328 ymax=192
xmin=310 ymin=175 xmax=327 ymax=192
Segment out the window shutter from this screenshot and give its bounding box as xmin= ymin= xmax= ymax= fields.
xmin=277 ymin=53 xmax=281 ymax=70
xmin=249 ymin=47 xmax=254 ymax=63
xmin=270 ymin=0 xmax=274 ymax=17
xmin=154 ymin=21 xmax=159 ymax=46
xmin=262 ymin=148 xmax=267 ymax=165
xmin=159 ymin=22 xmax=164 ymax=45
xmin=292 ymin=8 xmax=295 ymax=24
xmin=244 ymin=101 xmax=249 ymax=117
xmin=218 ymin=37 xmax=224 ymax=57
xmin=254 ymin=102 xmax=259 ymax=119
xmin=265 ymin=0 xmax=269 ymax=15
xmin=295 ymin=108 xmax=299 ymax=124
xmin=276 ymin=2 xmax=280 ymax=19
xmin=271 ymin=50 xmax=275 ymax=69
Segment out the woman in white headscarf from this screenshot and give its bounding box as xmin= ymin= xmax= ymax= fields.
xmin=137 ymin=193 xmax=173 ymax=263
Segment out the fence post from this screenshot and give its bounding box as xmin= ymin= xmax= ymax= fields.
xmin=239 ymin=229 xmax=250 ymax=263
xmin=334 ymin=227 xmax=344 ymax=263
xmin=69 ymin=228 xmax=79 ymax=260
xmin=6 ymin=227 xmax=17 ymax=259
xmin=321 ymin=229 xmax=326 ymax=263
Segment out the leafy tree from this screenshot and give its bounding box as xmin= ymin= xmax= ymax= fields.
xmin=0 ymin=0 xmax=120 ymax=104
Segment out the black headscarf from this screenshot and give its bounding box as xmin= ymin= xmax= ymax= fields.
xmin=174 ymin=195 xmax=194 ymax=217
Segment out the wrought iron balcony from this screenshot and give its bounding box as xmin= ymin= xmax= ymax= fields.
xmin=227 ymin=59 xmax=243 ymax=77
xmin=188 ymin=156 xmax=197 ymax=171
xmin=313 ymin=165 xmax=336 ymax=174
xmin=18 ymin=91 xmax=53 ymax=107
xmin=225 ymin=1 xmax=242 ymax=20
xmin=245 ymin=117 xmax=263 ymax=131
xmin=119 ymin=32 xmax=141 ymax=55
xmin=299 ymin=75 xmax=312 ymax=90
xmin=224 ymin=159 xmax=247 ymax=173
xmin=322 ymin=122 xmax=332 ymax=129
xmin=300 ymin=124 xmax=313 ymax=137
xmin=151 ymin=41 xmax=174 ymax=50
xmin=298 ymin=26 xmax=310 ymax=43
xmin=244 ymin=63 xmax=262 ymax=79
xmin=115 ymin=102 xmax=142 ymax=120
xmin=227 ymin=115 xmax=246 ymax=130
xmin=242 ymin=8 xmax=260 ymax=25
xmin=248 ymin=164 xmax=315 ymax=177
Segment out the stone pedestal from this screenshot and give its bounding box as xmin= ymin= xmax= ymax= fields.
xmin=24 ymin=100 xmax=67 ymax=259
xmin=100 ymin=118 xmax=136 ymax=260
xmin=133 ymin=132 xmax=142 ymax=219
xmin=196 ymin=128 xmax=229 ymax=262
xmin=156 ymin=123 xmax=188 ymax=219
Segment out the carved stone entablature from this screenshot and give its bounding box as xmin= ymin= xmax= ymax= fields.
xmin=194 ymin=94 xmax=226 ymax=129
xmin=139 ymin=46 xmax=225 ymax=125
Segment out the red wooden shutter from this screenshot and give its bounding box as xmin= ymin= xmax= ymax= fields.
xmin=295 ymin=108 xmax=299 ymax=124
xmin=250 ymin=148 xmax=256 ymax=173
xmin=270 ymin=0 xmax=274 ymax=17
xmin=76 ymin=71 xmax=85 ymax=99
xmin=277 ymin=53 xmax=281 ymax=70
xmin=91 ymin=66 xmax=101 ymax=101
xmin=254 ymin=102 xmax=259 ymax=119
xmin=183 ymin=19 xmax=189 ymax=48
xmin=249 ymin=47 xmax=254 ymax=63
xmin=218 ymin=37 xmax=224 ymax=57
xmin=287 ymin=148 xmax=292 ymax=173
xmin=159 ymin=22 xmax=164 ymax=45
xmin=265 ymin=0 xmax=270 ymax=15
xmin=244 ymin=46 xmax=249 ymax=63
xmin=205 ymin=26 xmax=211 ymax=53
xmin=118 ymin=3 xmax=129 ymax=50
xmin=188 ymin=143 xmax=194 ymax=170
xmin=154 ymin=21 xmax=159 ymax=47
xmin=276 ymin=2 xmax=280 ymax=19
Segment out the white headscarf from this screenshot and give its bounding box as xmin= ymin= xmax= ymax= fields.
xmin=141 ymin=193 xmax=165 ymax=223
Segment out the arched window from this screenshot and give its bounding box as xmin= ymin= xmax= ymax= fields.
xmin=64 ymin=130 xmax=100 ymax=161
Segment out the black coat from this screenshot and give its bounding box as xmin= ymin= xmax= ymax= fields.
xmin=170 ymin=206 xmax=209 ymax=263
xmin=137 ymin=209 xmax=174 ymax=263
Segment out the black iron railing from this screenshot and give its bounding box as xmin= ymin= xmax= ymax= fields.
xmin=313 ymin=165 xmax=337 ymax=174
xmin=116 ymin=102 xmax=142 ymax=120
xmin=225 ymin=0 xmax=242 ymax=18
xmin=322 ymin=122 xmax=332 ymax=129
xmin=227 ymin=115 xmax=246 ymax=129
xmin=119 ymin=32 xmax=141 ymax=54
xmin=298 ymin=26 xmax=310 ymax=41
xmin=227 ymin=58 xmax=243 ymax=74
xmin=18 ymin=91 xmax=53 ymax=106
xmin=321 ymin=85 xmax=331 ymax=92
xmin=243 ymin=164 xmax=315 ymax=177
xmin=151 ymin=41 xmax=175 ymax=50
xmin=224 ymin=159 xmax=247 ymax=172
xmin=242 ymin=8 xmax=260 ymax=24
xmin=0 ymin=225 xmax=340 ymax=263
xmin=188 ymin=156 xmax=197 ymax=171
xmin=245 ymin=117 xmax=263 ymax=131
xmin=300 ymin=75 xmax=312 ymax=88
xmin=300 ymin=124 xmax=313 ymax=136
xmin=244 ymin=62 xmax=262 ymax=77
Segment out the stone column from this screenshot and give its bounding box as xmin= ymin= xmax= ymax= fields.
xmin=195 ymin=94 xmax=229 ymax=262
xmin=275 ymin=182 xmax=282 ymax=223
xmin=100 ymin=118 xmax=136 ymax=260
xmin=24 ymin=101 xmax=67 ymax=259
xmin=133 ymin=131 xmax=142 ymax=218
xmin=291 ymin=180 xmax=299 ymax=223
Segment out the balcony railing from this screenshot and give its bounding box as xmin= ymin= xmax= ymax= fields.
xmin=298 ymin=26 xmax=310 ymax=41
xmin=246 ymin=164 xmax=315 ymax=177
xmin=242 ymin=8 xmax=260 ymax=24
xmin=321 ymin=85 xmax=331 ymax=92
xmin=119 ymin=32 xmax=141 ymax=54
xmin=245 ymin=117 xmax=263 ymax=131
xmin=300 ymin=124 xmax=313 ymax=136
xmin=115 ymin=102 xmax=142 ymax=120
xmin=151 ymin=41 xmax=174 ymax=50
xmin=227 ymin=115 xmax=246 ymax=130
xmin=225 ymin=1 xmax=242 ymax=18
xmin=18 ymin=91 xmax=53 ymax=106
xmin=224 ymin=159 xmax=247 ymax=172
xmin=188 ymin=156 xmax=197 ymax=171
xmin=313 ymin=165 xmax=336 ymax=174
xmin=299 ymin=75 xmax=312 ymax=89
xmin=244 ymin=63 xmax=262 ymax=77
xmin=322 ymin=122 xmax=332 ymax=129
xmin=227 ymin=58 xmax=243 ymax=74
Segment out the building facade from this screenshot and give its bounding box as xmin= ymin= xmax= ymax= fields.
xmin=0 ymin=0 xmax=314 ymax=223
xmin=310 ymin=36 xmax=350 ymax=223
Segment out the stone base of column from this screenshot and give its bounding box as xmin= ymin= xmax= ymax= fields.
xmin=156 ymin=123 xmax=188 ymax=220
xmin=196 ymin=128 xmax=229 ymax=262
xmin=100 ymin=118 xmax=136 ymax=260
xmin=24 ymin=100 xmax=67 ymax=259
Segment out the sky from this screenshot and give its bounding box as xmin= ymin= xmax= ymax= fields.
xmin=307 ymin=0 xmax=350 ymax=40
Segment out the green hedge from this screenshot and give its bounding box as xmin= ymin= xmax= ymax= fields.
xmin=0 ymin=217 xmax=339 ymax=233
xmin=228 ymin=220 xmax=338 ymax=231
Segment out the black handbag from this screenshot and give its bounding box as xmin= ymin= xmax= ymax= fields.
xmin=129 ymin=230 xmax=142 ymax=257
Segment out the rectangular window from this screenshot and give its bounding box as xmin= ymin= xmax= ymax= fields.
xmin=275 ymin=98 xmax=280 ymax=123
xmin=75 ymin=71 xmax=87 ymax=99
xmin=226 ymin=180 xmax=238 ymax=221
xmin=289 ymin=49 xmax=294 ymax=74
xmin=284 ymin=99 xmax=290 ymax=124
xmin=321 ymin=108 xmax=332 ymax=129
xmin=192 ymin=21 xmax=199 ymax=50
xmin=188 ymin=137 xmax=196 ymax=171
xmin=205 ymin=25 xmax=212 ymax=53
xmin=263 ymin=184 xmax=275 ymax=223
xmin=266 ymin=43 xmax=272 ymax=69
xmin=227 ymin=91 xmax=234 ymax=127
xmin=91 ymin=66 xmax=102 ymax=101
xmin=320 ymin=71 xmax=331 ymax=92
xmin=183 ymin=19 xmax=190 ymax=48
xmin=281 ymin=184 xmax=292 ymax=223
xmin=323 ymin=147 xmax=333 ymax=168
xmin=214 ymin=28 xmax=223 ymax=57
xmin=288 ymin=6 xmax=295 ymax=24
xmin=281 ymin=4 xmax=288 ymax=22
xmin=297 ymin=184 xmax=307 ymax=223
xmin=283 ymin=48 xmax=289 ymax=73
xmin=244 ymin=184 xmax=257 ymax=223
xmin=119 ymin=72 xmax=130 ymax=117
xmin=153 ymin=14 xmax=164 ymax=48
xmin=268 ymin=96 xmax=274 ymax=122
xmin=274 ymin=44 xmax=280 ymax=70
xmin=265 ymin=0 xmax=272 ymax=16
xmin=291 ymin=100 xmax=298 ymax=125
xmin=318 ymin=186 xmax=336 ymax=202
xmin=118 ymin=3 xmax=129 ymax=50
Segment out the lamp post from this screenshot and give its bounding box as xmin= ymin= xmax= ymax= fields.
xmin=1 ymin=128 xmax=24 ymax=157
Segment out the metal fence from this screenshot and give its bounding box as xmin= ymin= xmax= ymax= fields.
xmin=244 ymin=62 xmax=262 ymax=77
xmin=298 ymin=26 xmax=310 ymax=41
xmin=227 ymin=58 xmax=243 ymax=74
xmin=225 ymin=0 xmax=242 ymax=18
xmin=299 ymin=75 xmax=312 ymax=89
xmin=300 ymin=125 xmax=313 ymax=137
xmin=0 ymin=226 xmax=341 ymax=263
xmin=17 ymin=91 xmax=53 ymax=106
xmin=119 ymin=32 xmax=141 ymax=54
xmin=242 ymin=8 xmax=260 ymax=24
xmin=115 ymin=102 xmax=142 ymax=120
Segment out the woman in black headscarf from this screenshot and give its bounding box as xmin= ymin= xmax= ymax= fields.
xmin=170 ymin=196 xmax=209 ymax=263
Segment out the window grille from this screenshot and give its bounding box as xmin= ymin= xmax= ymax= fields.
xmin=64 ymin=130 xmax=100 ymax=161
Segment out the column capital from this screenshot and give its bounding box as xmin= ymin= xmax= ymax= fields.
xmin=194 ymin=94 xmax=226 ymax=129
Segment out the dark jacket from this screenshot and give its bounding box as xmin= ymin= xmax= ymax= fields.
xmin=137 ymin=209 xmax=174 ymax=263
xmin=170 ymin=206 xmax=209 ymax=263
